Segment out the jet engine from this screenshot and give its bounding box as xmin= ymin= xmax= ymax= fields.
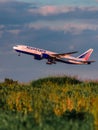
xmin=34 ymin=54 xmax=43 ymax=60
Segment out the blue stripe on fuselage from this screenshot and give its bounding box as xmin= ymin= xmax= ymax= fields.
xmin=42 ymin=53 xmax=50 ymax=59
xmin=15 ymin=49 xmax=35 ymax=56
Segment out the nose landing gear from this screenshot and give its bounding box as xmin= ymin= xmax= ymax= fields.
xmin=18 ymin=53 xmax=21 ymax=56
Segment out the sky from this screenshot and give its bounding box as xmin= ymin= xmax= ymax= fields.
xmin=0 ymin=0 xmax=98 ymax=82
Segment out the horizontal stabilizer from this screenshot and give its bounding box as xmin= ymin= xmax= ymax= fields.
xmin=82 ymin=60 xmax=95 ymax=63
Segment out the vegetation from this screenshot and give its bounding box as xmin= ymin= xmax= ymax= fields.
xmin=0 ymin=76 xmax=98 ymax=130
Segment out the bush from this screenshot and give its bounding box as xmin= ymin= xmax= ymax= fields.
xmin=0 ymin=76 xmax=97 ymax=130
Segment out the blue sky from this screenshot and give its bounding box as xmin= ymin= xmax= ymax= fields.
xmin=0 ymin=0 xmax=98 ymax=82
xmin=18 ymin=0 xmax=98 ymax=6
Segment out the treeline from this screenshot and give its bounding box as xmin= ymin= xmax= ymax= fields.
xmin=0 ymin=76 xmax=98 ymax=130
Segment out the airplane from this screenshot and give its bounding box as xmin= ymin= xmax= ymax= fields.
xmin=13 ymin=45 xmax=95 ymax=65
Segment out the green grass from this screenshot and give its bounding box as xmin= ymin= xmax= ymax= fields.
xmin=0 ymin=76 xmax=98 ymax=130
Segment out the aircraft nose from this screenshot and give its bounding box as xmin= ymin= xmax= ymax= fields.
xmin=13 ymin=46 xmax=16 ymax=50
xmin=13 ymin=46 xmax=18 ymax=50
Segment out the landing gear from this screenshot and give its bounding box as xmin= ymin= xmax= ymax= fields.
xmin=46 ymin=58 xmax=56 ymax=64
xmin=46 ymin=61 xmax=52 ymax=65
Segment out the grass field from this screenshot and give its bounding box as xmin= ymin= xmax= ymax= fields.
xmin=0 ymin=76 xmax=98 ymax=130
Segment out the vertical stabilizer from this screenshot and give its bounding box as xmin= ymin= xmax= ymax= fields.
xmin=77 ymin=49 xmax=93 ymax=61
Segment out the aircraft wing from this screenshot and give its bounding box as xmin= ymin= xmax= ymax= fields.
xmin=49 ymin=51 xmax=78 ymax=58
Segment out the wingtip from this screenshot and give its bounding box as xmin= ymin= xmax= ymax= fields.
xmin=89 ymin=48 xmax=94 ymax=52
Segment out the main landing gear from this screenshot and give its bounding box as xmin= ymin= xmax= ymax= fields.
xmin=46 ymin=59 xmax=56 ymax=64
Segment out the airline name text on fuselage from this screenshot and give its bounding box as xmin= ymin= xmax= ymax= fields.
xmin=26 ymin=46 xmax=46 ymax=53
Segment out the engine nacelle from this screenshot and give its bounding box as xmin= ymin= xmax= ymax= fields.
xmin=34 ymin=54 xmax=43 ymax=60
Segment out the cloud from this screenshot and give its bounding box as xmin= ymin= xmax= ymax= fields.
xmin=27 ymin=5 xmax=98 ymax=34
xmin=7 ymin=29 xmax=21 ymax=35
xmin=0 ymin=1 xmax=98 ymax=43
xmin=28 ymin=5 xmax=76 ymax=16
xmin=0 ymin=1 xmax=98 ymax=27
xmin=64 ymin=23 xmax=98 ymax=34
xmin=28 ymin=5 xmax=98 ymax=17
xmin=0 ymin=1 xmax=98 ymax=42
xmin=0 ymin=25 xmax=5 ymax=29
xmin=27 ymin=21 xmax=98 ymax=34
xmin=80 ymin=6 xmax=98 ymax=11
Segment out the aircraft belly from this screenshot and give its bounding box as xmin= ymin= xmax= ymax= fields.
xmin=15 ymin=49 xmax=35 ymax=56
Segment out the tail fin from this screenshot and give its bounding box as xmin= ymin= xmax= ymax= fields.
xmin=77 ymin=48 xmax=93 ymax=61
